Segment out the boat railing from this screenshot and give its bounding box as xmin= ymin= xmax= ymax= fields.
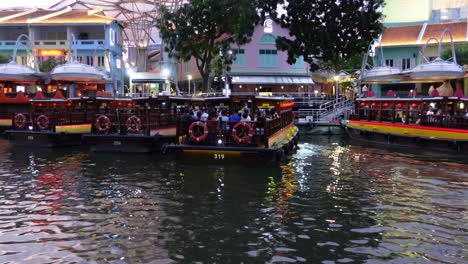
xmin=176 ymin=112 xmax=293 ymax=147
xmin=12 ymin=111 xmax=91 ymax=132
xmin=91 ymin=111 xmax=178 ymax=136
xmin=350 ymin=114 xmax=468 ymax=130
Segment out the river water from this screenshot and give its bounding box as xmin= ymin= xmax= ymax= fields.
xmin=0 ymin=135 xmax=466 ymax=264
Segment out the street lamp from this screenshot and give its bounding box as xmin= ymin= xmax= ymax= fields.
xmin=188 ymin=74 xmax=192 ymax=96
xmin=334 ymin=75 xmax=340 ymax=99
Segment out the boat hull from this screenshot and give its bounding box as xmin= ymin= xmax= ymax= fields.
xmin=346 ymin=120 xmax=468 ymax=152
xmin=164 ymin=127 xmax=299 ymax=163
xmin=5 ymin=130 xmax=84 ymax=147
xmin=83 ymin=134 xmax=175 ymax=153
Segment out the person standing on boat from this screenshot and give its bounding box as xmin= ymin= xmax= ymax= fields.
xmin=217 ymin=110 xmax=229 ymax=131
xmin=386 ymin=89 xmax=396 ymax=97
xmin=241 ymin=112 xmax=251 ymax=122
xmin=229 ymin=110 xmax=241 ymax=122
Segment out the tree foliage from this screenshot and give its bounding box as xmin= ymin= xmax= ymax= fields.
xmin=39 ymin=58 xmax=58 ymax=72
xmin=0 ymin=54 xmax=10 ymax=64
xmin=275 ymin=0 xmax=384 ymax=73
xmin=441 ymin=44 xmax=468 ymax=66
xmin=158 ymin=0 xmax=271 ymax=91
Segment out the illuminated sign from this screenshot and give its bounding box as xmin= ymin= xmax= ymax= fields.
xmin=263 ymin=19 xmax=273 ymax=33
xmin=37 ymin=50 xmax=64 ymax=56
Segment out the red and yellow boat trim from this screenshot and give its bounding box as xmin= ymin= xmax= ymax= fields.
xmin=0 ymin=119 xmax=12 ymax=127
xmin=347 ymin=120 xmax=468 ymax=141
xmin=268 ymin=123 xmax=298 ymax=148
xmin=55 ymin=124 xmax=91 ymax=134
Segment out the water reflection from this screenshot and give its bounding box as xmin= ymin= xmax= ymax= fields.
xmin=0 ymin=137 xmax=466 ymax=263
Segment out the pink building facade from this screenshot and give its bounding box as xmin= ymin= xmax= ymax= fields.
xmin=177 ymin=19 xmax=314 ymax=95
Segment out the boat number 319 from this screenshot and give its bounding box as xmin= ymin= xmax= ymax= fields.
xmin=214 ymin=154 xmax=225 ymax=160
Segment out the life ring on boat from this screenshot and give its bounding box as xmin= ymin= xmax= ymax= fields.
xmin=232 ymin=122 xmax=254 ymax=144
xmin=36 ymin=115 xmax=49 ymax=130
xmin=14 ymin=113 xmax=27 ymax=129
xmin=126 ymin=115 xmax=142 ymax=133
xmin=95 ymin=115 xmax=111 ymax=134
xmin=188 ymin=121 xmax=208 ymax=142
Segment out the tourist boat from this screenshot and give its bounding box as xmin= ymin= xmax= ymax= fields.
xmin=163 ymin=95 xmax=299 ymax=162
xmin=5 ymin=91 xmax=96 ymax=147
xmin=0 ymin=91 xmax=31 ymax=135
xmin=346 ymin=97 xmax=468 ymax=152
xmin=82 ymin=96 xmax=178 ymax=152
xmin=346 ymin=29 xmax=468 ymax=152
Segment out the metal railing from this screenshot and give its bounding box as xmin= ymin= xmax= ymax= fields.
xmin=295 ymin=96 xmax=354 ymax=123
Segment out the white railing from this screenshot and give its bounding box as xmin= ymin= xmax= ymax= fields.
xmin=33 ymin=40 xmax=67 ymax=48
xmin=295 ymin=96 xmax=354 ymax=123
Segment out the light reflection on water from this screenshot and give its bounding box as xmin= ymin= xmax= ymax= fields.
xmin=0 ymin=136 xmax=466 ymax=263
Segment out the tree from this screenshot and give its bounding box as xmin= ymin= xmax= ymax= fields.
xmin=275 ymin=0 xmax=384 ymax=73
xmin=157 ymin=0 xmax=264 ymax=92
xmin=441 ymin=44 xmax=468 ymax=66
xmin=0 ymin=54 xmax=9 ymax=64
xmin=39 ymin=58 xmax=58 ymax=72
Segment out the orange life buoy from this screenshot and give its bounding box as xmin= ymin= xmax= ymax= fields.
xmin=232 ymin=122 xmax=254 ymax=144
xmin=95 ymin=115 xmax=111 ymax=133
xmin=36 ymin=115 xmax=49 ymax=130
xmin=188 ymin=121 xmax=209 ymax=142
xmin=126 ymin=115 xmax=142 ymax=133
xmin=14 ymin=113 xmax=27 ymax=129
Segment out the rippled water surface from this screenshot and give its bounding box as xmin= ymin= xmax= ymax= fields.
xmin=0 ymin=136 xmax=466 ymax=263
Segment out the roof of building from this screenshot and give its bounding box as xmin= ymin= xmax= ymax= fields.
xmin=380 ymin=20 xmax=468 ymax=47
xmin=421 ymin=21 xmax=468 ymax=43
xmin=0 ymin=7 xmax=115 ymax=25
xmin=380 ymin=24 xmax=423 ymax=46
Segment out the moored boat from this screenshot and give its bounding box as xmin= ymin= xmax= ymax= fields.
xmin=346 ymin=97 xmax=468 ymax=152
xmin=346 ymin=29 xmax=468 ymax=152
xmin=82 ymin=96 xmax=178 ymax=152
xmin=0 ymin=91 xmax=31 ymax=135
xmin=164 ymin=96 xmax=299 ymax=163
xmin=5 ymin=92 xmax=95 ymax=147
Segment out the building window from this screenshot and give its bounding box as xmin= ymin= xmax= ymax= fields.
xmin=232 ymin=49 xmax=245 ymax=67
xmin=402 ymin=58 xmax=411 ymax=70
xmin=259 ymin=34 xmax=276 ymax=45
xmin=385 ymin=59 xmax=393 ymax=67
xmin=86 ymin=56 xmax=94 ymax=66
xmin=259 ymin=49 xmax=277 ymax=67
xmin=291 ymin=56 xmax=304 ymax=68
xmin=97 ymin=56 xmax=105 ymax=67
xmin=184 ymin=61 xmax=190 ymax=73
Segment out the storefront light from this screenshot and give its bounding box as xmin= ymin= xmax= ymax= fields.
xmin=460 ymin=102 xmax=465 ymax=109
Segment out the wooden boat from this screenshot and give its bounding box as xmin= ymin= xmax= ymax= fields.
xmin=0 ymin=91 xmax=31 ymax=134
xmin=164 ymin=96 xmax=299 ymax=163
xmin=346 ymin=97 xmax=468 ymax=152
xmin=82 ymin=96 xmax=178 ymax=152
xmin=5 ymin=92 xmax=111 ymax=147
xmin=346 ymin=29 xmax=468 ymax=153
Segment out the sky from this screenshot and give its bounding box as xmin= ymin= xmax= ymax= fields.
xmin=0 ymin=0 xmax=58 ymax=8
